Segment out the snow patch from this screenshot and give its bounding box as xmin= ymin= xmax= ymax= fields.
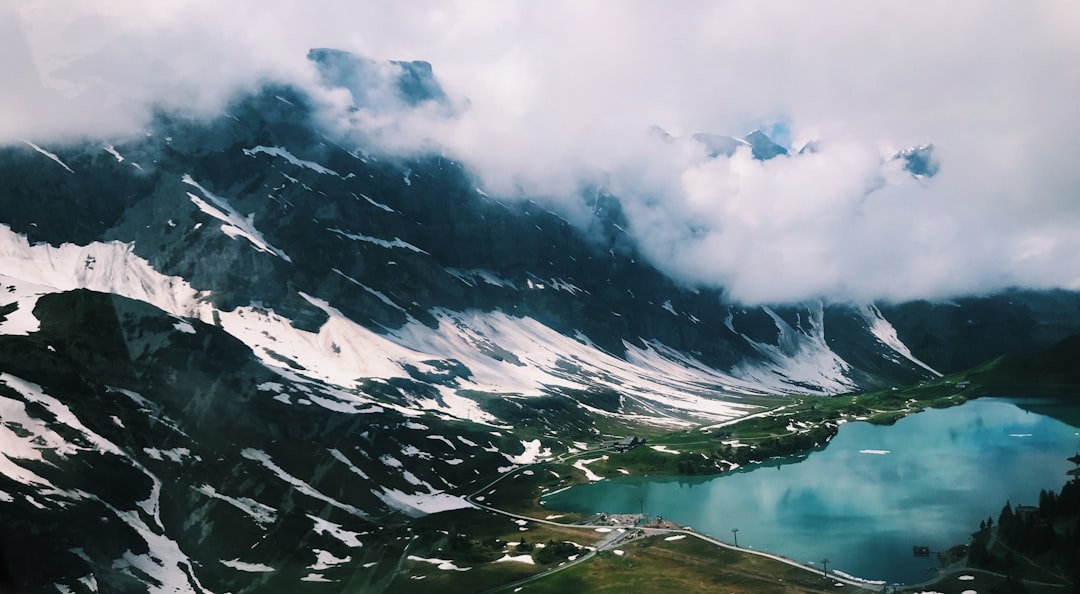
xmin=407 ymin=555 xmax=469 ymax=572
xmin=328 ymin=448 xmax=371 ymax=480
xmin=356 ymin=192 xmax=396 ymax=212
xmin=307 ymin=514 xmax=365 ymax=548
xmin=572 ymin=456 xmax=608 ymax=482
xmin=196 ymin=485 xmax=277 ymax=528
xmin=494 ymin=554 xmax=534 ymax=564
xmin=241 ymin=449 xmax=368 ymax=518
xmin=730 ymin=304 xmax=858 ymax=394
xmin=329 ymin=228 xmax=427 ymax=253
xmin=104 ymin=144 xmax=124 ymax=162
xmin=427 ymin=435 xmax=457 ymax=450
xmin=143 ymin=447 xmax=192 ymax=463
xmin=183 ymin=175 xmax=291 ymax=261
xmin=21 ymin=140 xmax=73 ymax=173
xmin=862 ymin=305 xmax=942 ymax=377
xmin=309 ymin=549 xmax=351 ymax=571
xmin=222 ymin=558 xmax=275 ymax=572
xmin=243 ymin=146 xmax=340 ymax=176
xmin=505 ymin=439 xmax=549 ymax=464
xmin=376 ymin=488 xmax=473 ymax=517
xmin=0 ymin=224 xmax=205 ymax=335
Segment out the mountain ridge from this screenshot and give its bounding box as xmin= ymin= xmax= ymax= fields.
xmin=1 ymin=48 xmax=1079 ymax=592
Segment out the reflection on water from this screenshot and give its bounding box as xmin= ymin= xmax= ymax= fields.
xmin=543 ymin=398 xmax=1080 ymax=584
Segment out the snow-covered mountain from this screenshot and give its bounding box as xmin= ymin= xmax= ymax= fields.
xmin=1 ymin=49 xmax=1078 ymax=592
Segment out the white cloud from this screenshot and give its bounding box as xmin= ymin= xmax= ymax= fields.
xmin=4 ymin=1 xmax=1080 ymax=304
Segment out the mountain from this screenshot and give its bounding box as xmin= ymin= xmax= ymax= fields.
xmin=743 ymin=129 xmax=789 ymax=160
xmin=308 ymin=48 xmax=450 ymax=109
xmin=894 ymin=144 xmax=940 ymax=177
xmin=690 ymin=129 xmax=788 ymax=160
xmin=1 ymin=49 xmax=1078 ymax=592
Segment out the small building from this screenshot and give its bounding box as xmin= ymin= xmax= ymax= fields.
xmin=1015 ymin=505 xmax=1039 ymax=522
xmin=611 ymin=436 xmax=646 ymax=452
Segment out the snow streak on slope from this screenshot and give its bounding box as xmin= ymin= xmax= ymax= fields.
xmin=445 ymin=268 xmax=518 ymax=289
xmin=0 ymin=224 xmax=204 ymax=335
xmin=374 ymin=487 xmax=473 ymax=518
xmin=196 ymin=485 xmax=278 ymax=528
xmin=328 ymin=227 xmax=428 ymax=253
xmin=861 ymin=305 xmax=942 ymax=376
xmin=331 ymin=269 xmax=410 ymax=315
xmin=240 ymin=449 xmax=370 ymax=519
xmin=390 ymin=309 xmax=762 ymax=422
xmin=20 ymin=140 xmax=74 ymax=173
xmin=243 ymin=146 xmax=340 ymax=176
xmin=355 ymin=192 xmax=395 ymax=213
xmin=182 ymin=174 xmax=292 ymax=262
xmin=730 ymin=304 xmax=858 ymax=394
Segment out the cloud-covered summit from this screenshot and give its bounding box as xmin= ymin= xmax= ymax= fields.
xmin=4 ymin=1 xmax=1080 ymax=305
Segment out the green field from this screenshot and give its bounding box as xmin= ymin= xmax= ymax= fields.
xmin=513 ymin=535 xmax=868 ymax=594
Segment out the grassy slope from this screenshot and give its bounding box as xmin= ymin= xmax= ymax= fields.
xmin=520 ymin=535 xmax=864 ymax=594
xmin=379 ymin=508 xmax=605 ymax=594
xmin=968 ymin=334 xmax=1080 ymax=397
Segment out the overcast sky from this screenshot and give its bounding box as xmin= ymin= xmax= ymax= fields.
xmin=4 ymin=1 xmax=1080 ymax=305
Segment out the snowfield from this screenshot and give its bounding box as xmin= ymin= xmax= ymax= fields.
xmin=0 ymin=220 xmax=928 ymax=434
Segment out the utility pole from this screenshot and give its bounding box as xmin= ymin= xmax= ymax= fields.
xmin=821 ymin=558 xmax=830 ymax=577
xmin=731 ymin=528 xmax=739 ymax=547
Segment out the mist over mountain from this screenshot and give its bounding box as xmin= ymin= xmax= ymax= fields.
xmin=3 ymin=5 xmax=1080 ymax=592
xmin=5 ymin=2 xmax=1080 ymax=305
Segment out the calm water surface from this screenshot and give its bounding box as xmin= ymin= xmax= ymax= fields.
xmin=543 ymin=398 xmax=1080 ymax=584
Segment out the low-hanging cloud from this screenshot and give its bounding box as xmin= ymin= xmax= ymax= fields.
xmin=5 ymin=1 xmax=1080 ymax=305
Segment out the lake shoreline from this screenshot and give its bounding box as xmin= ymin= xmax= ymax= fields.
xmin=541 ymin=396 xmax=1080 ymax=585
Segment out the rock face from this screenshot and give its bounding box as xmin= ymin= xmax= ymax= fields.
xmin=894 ymin=144 xmax=940 ymax=177
xmin=0 ymin=49 xmax=1078 ymax=592
xmin=308 ymin=48 xmax=449 ymax=108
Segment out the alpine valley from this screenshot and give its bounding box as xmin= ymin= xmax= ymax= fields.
xmin=1 ymin=49 xmax=1079 ymax=594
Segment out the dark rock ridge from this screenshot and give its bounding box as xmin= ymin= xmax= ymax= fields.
xmin=308 ymin=47 xmax=450 ymax=109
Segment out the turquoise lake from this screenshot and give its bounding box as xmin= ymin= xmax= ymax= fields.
xmin=542 ymin=398 xmax=1080 ymax=585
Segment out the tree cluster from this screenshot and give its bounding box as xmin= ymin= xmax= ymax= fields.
xmin=532 ymin=540 xmax=583 ymax=565
xmin=968 ymin=480 xmax=1080 ymax=588
xmin=445 ymin=532 xmax=504 ymax=564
